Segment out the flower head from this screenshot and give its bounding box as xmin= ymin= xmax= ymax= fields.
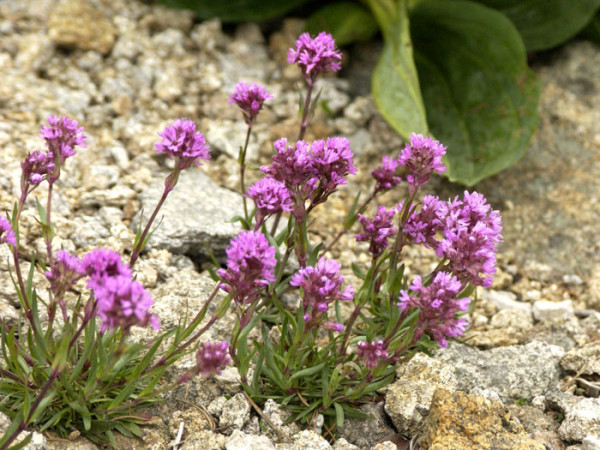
xmin=288 ymin=32 xmax=342 ymax=83
xmin=195 ymin=341 xmax=230 ymax=377
xmin=398 ymin=133 xmax=446 ymax=193
xmin=92 ymin=276 xmax=160 ymax=333
xmin=372 ymin=155 xmax=402 ymax=192
xmin=45 ymin=250 xmax=85 ymax=298
xmin=308 ymin=137 xmax=356 ymax=202
xmin=398 ymin=272 xmax=470 ymax=348
xmin=0 ymin=217 xmax=16 ymax=247
xmin=403 ymin=195 xmax=448 ymax=250
xmin=290 ymin=257 xmax=353 ymax=329
xmin=155 ymin=119 xmax=211 ymax=171
xmin=83 ymin=248 xmax=132 ymax=291
xmin=228 ymin=81 xmax=272 ymax=125
xmin=217 ymin=231 xmax=277 ymax=305
xmin=262 ymin=138 xmax=315 ymax=189
xmin=247 ymin=177 xmax=293 ymax=228
xmin=357 ymin=340 xmax=389 ymax=369
xmin=355 ymin=206 xmax=397 ymax=258
xmin=437 ymin=191 xmax=502 ymax=287
xmin=21 ymin=150 xmax=55 ymax=188
xmin=40 ymin=115 xmax=86 ymax=163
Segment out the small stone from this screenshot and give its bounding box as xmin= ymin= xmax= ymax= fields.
xmin=533 ymin=299 xmax=575 ymax=322
xmin=372 ymin=443 xmax=397 ymax=450
xmin=582 ymin=435 xmax=600 ymax=450
xmin=481 ymin=289 xmax=533 ymax=315
xmin=559 ymin=398 xmax=600 ymax=441
xmin=339 ymin=402 xmax=396 ymax=448
xmin=207 ymin=396 xmax=227 ymax=417
xmin=524 ymin=261 xmax=554 ymax=282
xmin=277 ymin=430 xmax=331 ymax=450
xmin=561 ymin=342 xmax=600 ymax=376
xmin=261 ymin=399 xmax=301 ymax=443
xmin=344 ymin=96 xmax=376 ymax=126
xmin=220 ymin=393 xmax=251 ymax=432
xmin=419 ymin=388 xmax=545 ymax=449
xmin=385 ymin=353 xmax=457 ymax=436
xmin=214 ymin=367 xmax=242 ymax=394
xmin=331 ymin=438 xmax=358 ymax=450
xmin=48 ymin=0 xmax=116 ymax=54
xmin=226 ymin=430 xmax=275 ymax=450
xmin=490 ymin=309 xmax=533 ymax=330
xmin=15 ymin=33 xmax=54 ymax=71
xmin=563 ymin=274 xmax=584 ymax=285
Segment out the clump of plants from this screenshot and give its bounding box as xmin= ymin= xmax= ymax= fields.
xmin=0 ymin=31 xmax=501 ymax=448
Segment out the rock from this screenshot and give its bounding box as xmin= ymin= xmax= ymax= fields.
xmin=181 ymin=430 xmax=226 ymax=449
xmin=261 ymin=399 xmax=301 ymax=443
xmin=0 ymin=412 xmax=47 ymax=449
xmin=436 ymin=341 xmax=565 ymax=401
xmin=384 ymin=353 xmax=457 ymax=436
xmin=331 ymin=438 xmax=358 ymax=450
xmin=508 ymin=404 xmax=565 ymax=450
xmin=533 ymin=300 xmax=575 ymax=322
xmin=226 ymin=430 xmax=275 ymax=450
xmin=133 ymin=168 xmax=243 ymax=261
xmin=582 ymin=435 xmax=600 ymax=450
xmin=15 ymin=33 xmax=54 ymax=71
xmin=418 ymin=388 xmax=545 ymax=449
xmin=490 ymin=309 xmax=533 ymax=330
xmin=215 ymin=367 xmax=242 ymax=394
xmin=561 ymin=342 xmax=600 ymax=375
xmin=338 ymin=402 xmax=396 ymax=448
xmin=220 ymin=393 xmax=251 ymax=433
xmin=559 ymin=398 xmax=600 ymax=442
xmin=276 ymin=430 xmax=331 ymax=450
xmin=481 ymin=289 xmax=533 ymax=315
xmin=48 ymin=0 xmax=116 ymax=54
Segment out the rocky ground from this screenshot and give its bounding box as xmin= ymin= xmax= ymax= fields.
xmin=1 ymin=0 xmax=600 ymax=449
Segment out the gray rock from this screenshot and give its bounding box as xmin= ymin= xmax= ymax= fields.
xmin=220 ymin=393 xmax=251 ymax=432
xmin=436 ymin=341 xmax=565 ymax=401
xmin=181 ymin=430 xmax=226 ymax=450
xmin=226 ymin=430 xmax=275 ymax=450
xmin=338 ymin=402 xmax=395 ymax=448
xmin=559 ymin=398 xmax=600 ymax=442
xmin=533 ymin=300 xmax=575 ymax=322
xmin=331 ymin=438 xmax=358 ymax=450
xmin=261 ymin=399 xmax=301 ymax=443
xmin=489 ymin=309 xmax=533 ymax=330
xmin=561 ymin=342 xmax=600 ymax=376
xmin=0 ymin=412 xmax=47 ymax=449
xmin=15 ymin=33 xmax=54 ymax=71
xmin=133 ymin=168 xmax=243 ymax=261
xmin=384 ymin=353 xmax=457 ymax=436
xmin=276 ymin=430 xmax=331 ymax=450
xmin=481 ymin=289 xmax=533 ymax=315
xmin=583 ymin=435 xmax=600 ymax=450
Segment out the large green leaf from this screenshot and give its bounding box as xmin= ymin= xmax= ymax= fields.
xmin=366 ymin=0 xmax=429 ymax=141
xmin=159 ymin=0 xmax=311 ymax=22
xmin=580 ymin=9 xmax=600 ymax=42
xmin=306 ymin=2 xmax=378 ymax=46
xmin=410 ymin=0 xmax=541 ymax=185
xmin=475 ymin=0 xmax=600 ymax=51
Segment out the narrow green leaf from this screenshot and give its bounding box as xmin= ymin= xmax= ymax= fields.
xmin=334 ymin=402 xmax=344 ymax=428
xmin=411 ymin=0 xmax=541 ymax=185
xmin=289 ymin=362 xmax=327 ymax=383
xmin=366 ymin=0 xmax=429 ymax=140
xmin=476 ymin=0 xmax=600 ymax=51
xmin=306 ymin=2 xmax=378 ymax=46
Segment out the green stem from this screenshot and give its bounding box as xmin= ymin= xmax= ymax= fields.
xmin=240 ymin=123 xmax=253 ymax=224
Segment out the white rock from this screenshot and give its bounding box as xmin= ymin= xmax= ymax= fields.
xmin=559 ymin=398 xmax=600 ymax=441
xmin=481 ymin=289 xmax=532 ymax=315
xmin=226 ymin=430 xmax=275 ymax=450
xmin=533 ymin=300 xmax=575 ymax=322
xmin=583 ymin=435 xmax=600 ymax=450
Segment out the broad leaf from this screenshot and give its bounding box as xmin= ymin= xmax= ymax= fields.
xmin=306 ymin=2 xmax=378 ymax=46
xmin=475 ymin=0 xmax=600 ymax=51
xmin=411 ymin=0 xmax=541 ymax=185
xmin=366 ymin=0 xmax=429 ymax=139
xmin=159 ymin=0 xmax=310 ymax=23
xmin=580 ymin=9 xmax=600 ymax=42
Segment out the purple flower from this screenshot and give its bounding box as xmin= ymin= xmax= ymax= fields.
xmin=262 ymin=138 xmax=315 ymax=190
xmin=228 ymin=81 xmax=272 ymax=125
xmin=288 ymin=32 xmax=342 ymax=83
xmin=290 ymin=257 xmax=353 ymax=329
xmin=398 ymin=272 xmax=470 ymax=348
xmin=40 ymin=115 xmax=86 ymax=162
xmin=247 ymin=177 xmax=293 ymax=228
xmin=437 ymin=191 xmax=502 ymax=287
xmin=355 ymin=206 xmax=397 ymax=258
xmin=92 ymin=276 xmax=160 ymax=333
xmin=45 ymin=250 xmax=85 ymax=297
xmin=155 ymin=119 xmax=211 ymax=170
xmin=308 ymin=137 xmax=357 ymax=202
xmin=21 ymin=150 xmax=55 ymax=187
xmin=195 ymin=341 xmax=230 ymax=377
xmin=217 ymin=231 xmax=277 ymax=305
xmin=398 ymin=133 xmax=446 ymax=193
xmin=372 ymin=155 xmax=402 ymax=192
xmin=357 ymin=340 xmax=389 ymax=369
xmin=83 ymin=248 xmax=133 ymax=290
xmin=324 ymin=321 xmax=345 ymax=333
xmin=0 ymin=217 xmax=16 ymax=247
xmin=403 ymin=195 xmax=448 ymax=250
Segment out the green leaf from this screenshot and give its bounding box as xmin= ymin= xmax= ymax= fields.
xmin=475 ymin=0 xmax=600 ymax=51
xmin=333 ymin=402 xmax=345 ymax=428
xmin=580 ymin=9 xmax=600 ymax=42
xmin=368 ymin=0 xmax=429 ymax=140
xmin=289 ymin=362 xmax=326 ymax=383
xmin=159 ymin=0 xmax=310 ymax=22
xmin=411 ymin=0 xmax=541 ymax=185
xmin=306 ymin=2 xmax=378 ymax=47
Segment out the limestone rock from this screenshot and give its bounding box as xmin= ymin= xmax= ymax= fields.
xmin=338 ymin=402 xmax=396 ymax=448
xmin=419 ymin=388 xmax=545 ymax=449
xmin=561 ymin=342 xmax=600 ymax=376
xmin=226 ymin=430 xmax=275 ymax=450
xmin=48 ymin=0 xmax=116 ymax=54
xmin=559 ymin=398 xmax=600 ymax=442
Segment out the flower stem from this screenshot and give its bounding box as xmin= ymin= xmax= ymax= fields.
xmin=240 ymin=123 xmax=253 ymax=223
xmin=298 ymin=81 xmax=314 ymax=141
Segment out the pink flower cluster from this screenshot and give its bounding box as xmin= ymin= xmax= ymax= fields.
xmin=155 ymin=119 xmax=211 ymax=171
xmin=83 ymin=249 xmax=159 ymax=333
xmin=217 ymin=231 xmax=277 ymax=305
xmin=290 ymin=257 xmax=353 ymax=331
xmin=45 ymin=250 xmax=85 ymax=298
xmin=355 ymin=206 xmax=397 ymax=258
xmin=356 ymin=340 xmax=389 ymax=369
xmin=0 ymin=217 xmax=16 ymax=247
xmin=228 ymin=81 xmax=272 ymax=125
xmin=246 ymin=177 xmax=293 ymax=229
xmin=288 ymin=32 xmax=342 ymax=84
xmin=398 ymin=272 xmax=470 ymax=348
